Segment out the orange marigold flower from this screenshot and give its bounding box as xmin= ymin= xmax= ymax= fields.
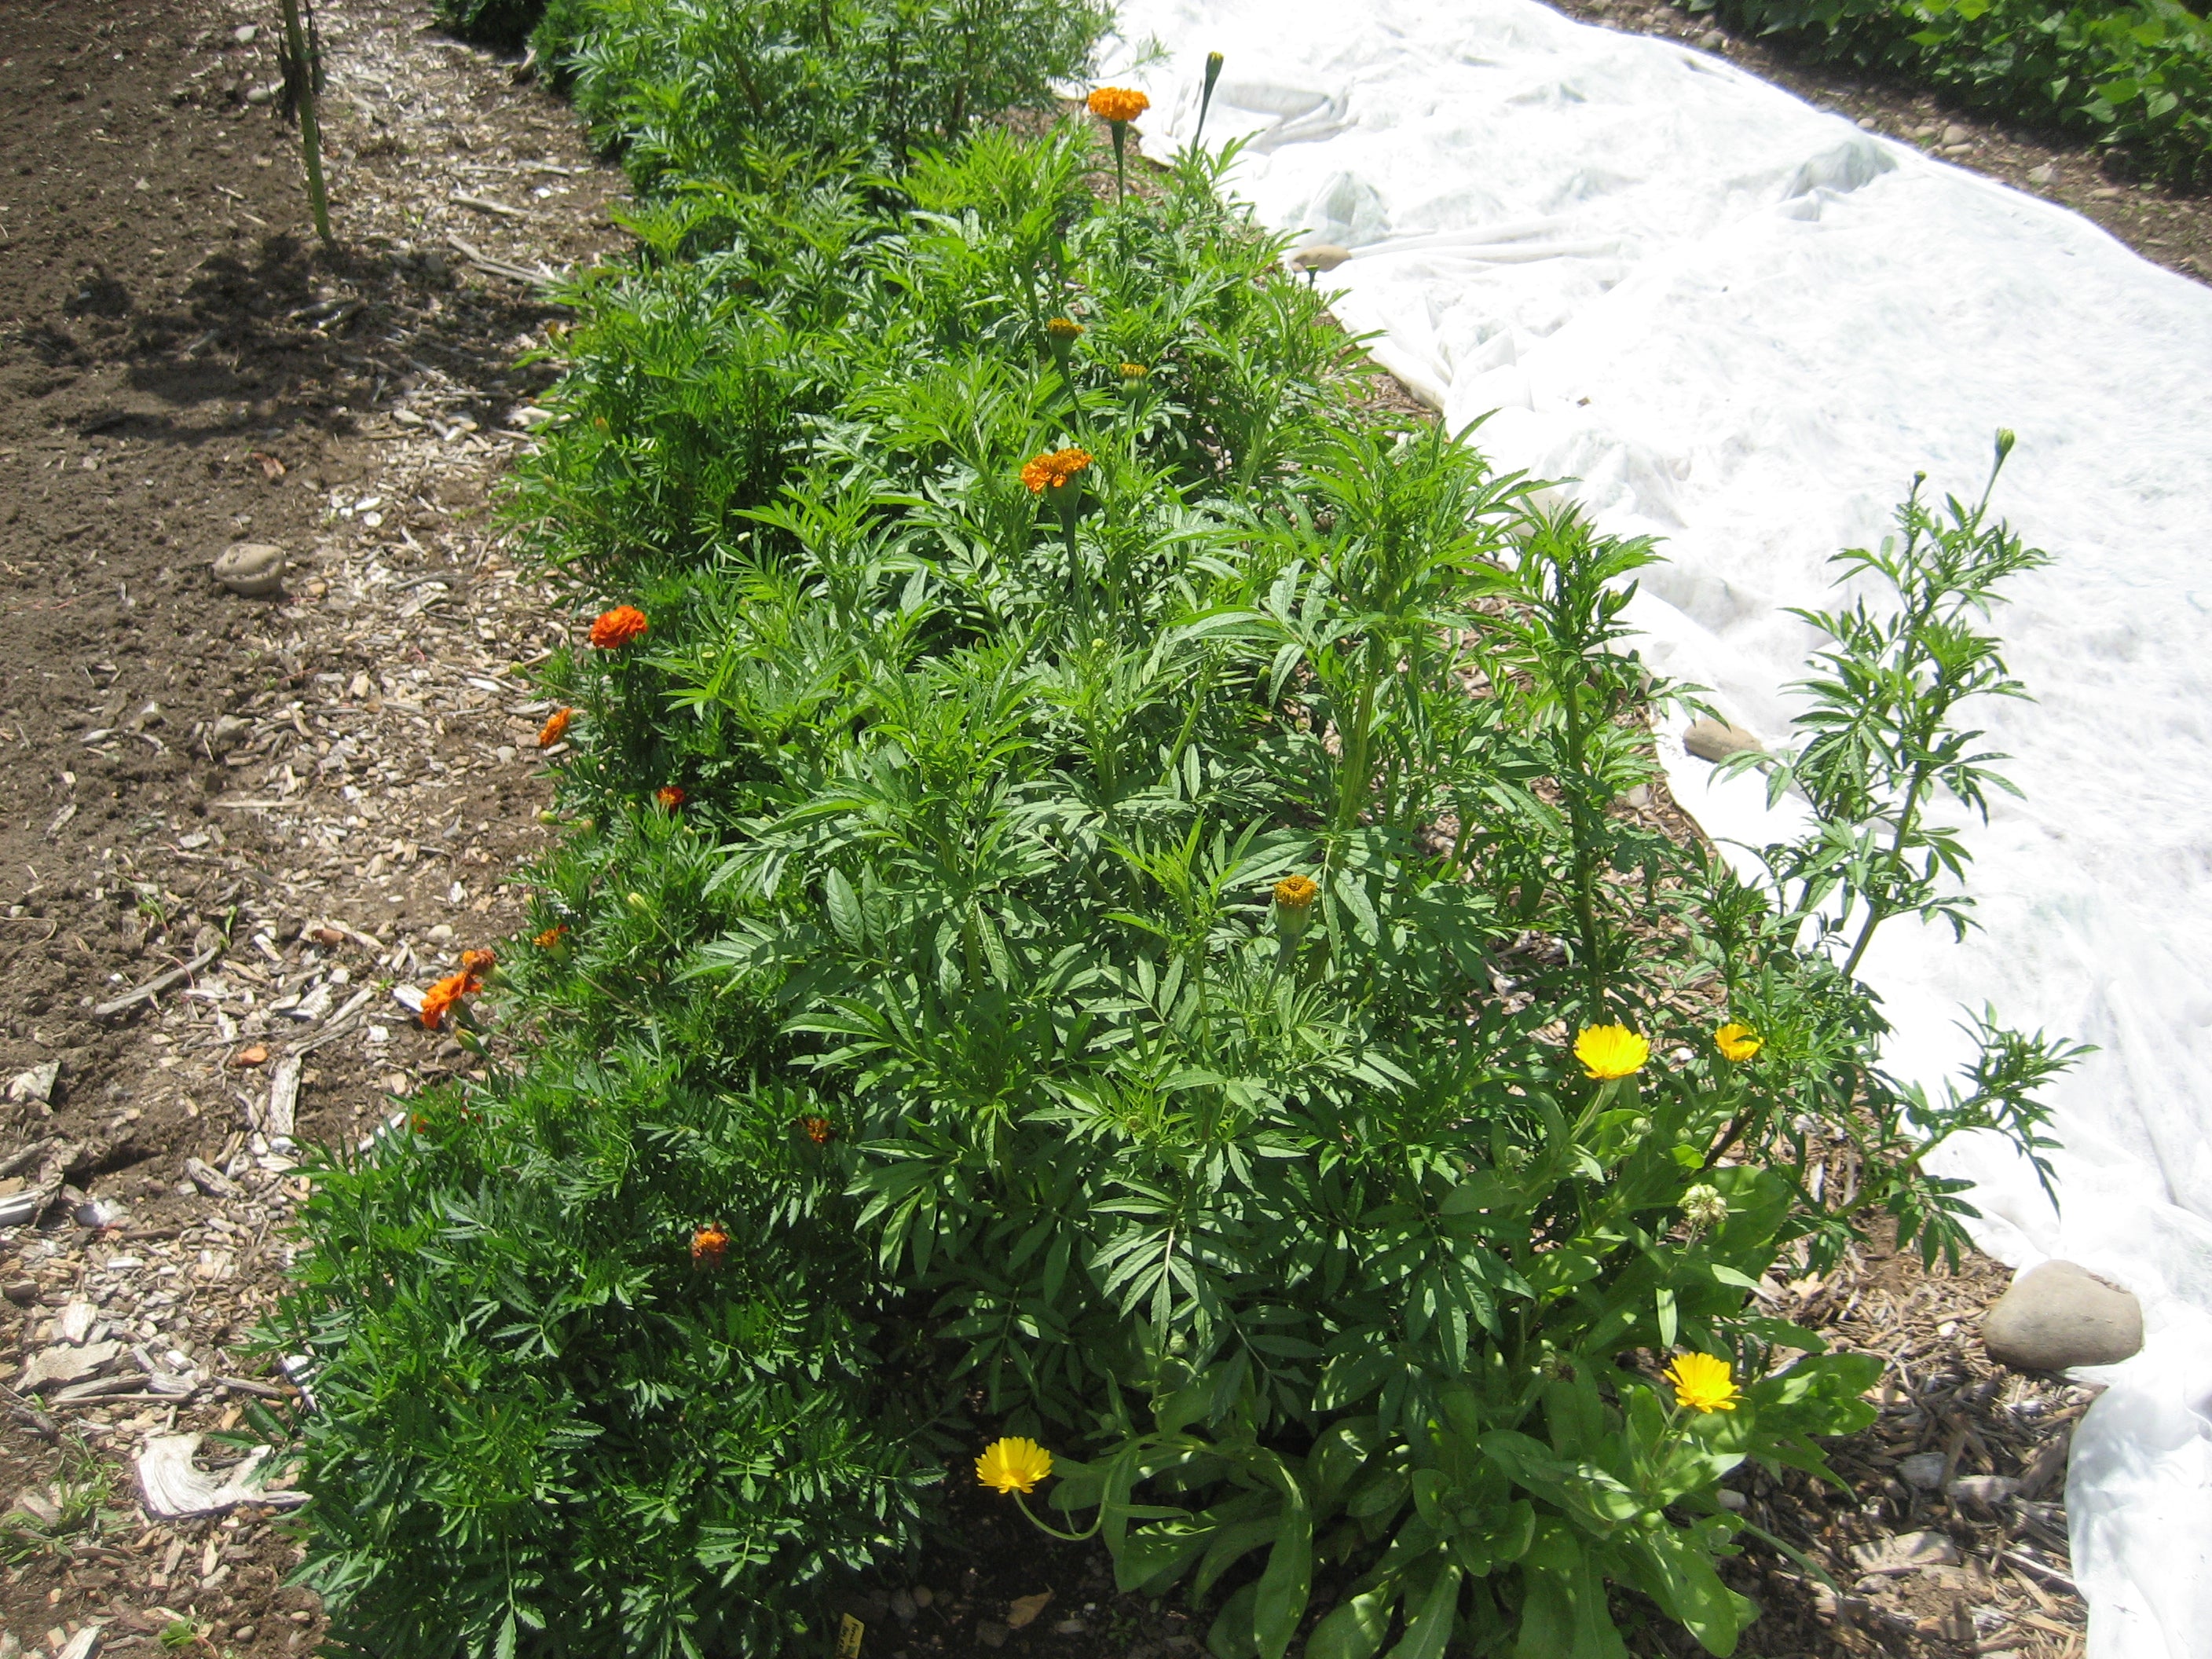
xmin=1020 ymin=447 xmax=1093 ymax=495
xmin=418 ymin=969 xmax=470 ymax=1030
xmin=1046 ymin=316 xmax=1086 ymax=339
xmin=537 ymin=706 xmax=573 ymax=748
xmin=802 ymin=1115 xmax=835 ymax=1145
xmin=410 ymin=1113 xmax=431 ymax=1135
xmin=589 ymin=605 xmax=649 ymax=649
xmin=534 ymin=924 xmax=569 ymax=949
xmin=656 ymin=784 xmax=687 ymax=809
xmin=460 ymin=947 xmax=497 ymax=977
xmin=691 ymin=1226 xmax=730 ymax=1269
xmin=1087 ymin=86 xmax=1150 ymax=124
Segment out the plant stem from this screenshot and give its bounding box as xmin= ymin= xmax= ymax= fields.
xmin=1556 ymin=656 xmax=1608 ymax=1010
xmin=277 ymin=0 xmax=332 ymax=250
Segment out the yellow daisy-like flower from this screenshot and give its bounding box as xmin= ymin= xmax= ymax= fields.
xmin=1272 ymin=875 xmax=1319 ymax=911
xmin=1715 ymin=1022 xmax=1763 ymax=1063
xmin=1119 ymin=361 xmax=1150 ymax=379
xmin=1046 ymin=316 xmax=1086 ymax=340
xmin=1573 ymin=1024 xmax=1649 ymax=1080
xmin=1663 ymin=1351 xmax=1740 ymax=1414
xmin=1087 ymin=86 xmax=1151 ymax=124
xmin=975 ymin=1436 xmax=1053 ymax=1495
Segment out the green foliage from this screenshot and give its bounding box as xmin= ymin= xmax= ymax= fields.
xmin=1678 ymin=0 xmax=2212 ymax=188
xmin=530 ymin=0 xmax=1111 ymax=188
xmin=250 ymin=29 xmax=2078 ymax=1659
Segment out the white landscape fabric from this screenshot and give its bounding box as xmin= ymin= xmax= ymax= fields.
xmin=1100 ymin=3 xmax=2212 ymax=1653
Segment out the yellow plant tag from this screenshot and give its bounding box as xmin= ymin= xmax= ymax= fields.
xmin=837 ymin=1616 xmax=865 ymax=1659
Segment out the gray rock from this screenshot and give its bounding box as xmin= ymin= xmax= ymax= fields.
xmin=1697 ymin=28 xmax=1727 ymax=49
xmin=1684 ymin=718 xmax=1763 ymax=763
xmin=1984 ymin=1259 xmax=2143 ymax=1370
xmin=1941 ymin=123 xmax=1972 ymax=147
xmin=213 ymin=542 xmax=286 ymax=598
xmin=207 ymin=713 xmax=252 ymax=755
xmin=2027 ymin=163 xmax=2057 ymax=185
xmin=1897 ymin=1452 xmax=1948 ymax=1490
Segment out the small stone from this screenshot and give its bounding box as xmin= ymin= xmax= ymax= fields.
xmin=233 ymin=23 xmax=259 ymax=43
xmin=910 ymin=1588 xmax=934 ymax=1610
xmin=1287 ymin=244 xmax=1353 ymax=273
xmin=976 ymin=1624 xmax=1009 ymax=1650
xmin=2027 ymin=163 xmax=2057 ymax=185
xmin=214 ymin=543 xmax=286 ymax=599
xmin=208 ymin=714 xmax=252 ymax=755
xmin=244 ymin=84 xmax=273 ymax=105
xmin=1053 ymin=1619 xmax=1088 ymax=1635
xmin=59 ymin=1301 xmax=96 ymax=1344
xmin=1984 ymin=1258 xmax=2144 ymax=1369
xmin=1946 ymin=1474 xmax=2019 ymax=1508
xmin=889 ymin=1590 xmax=917 ymax=1624
xmin=3 ymin=1280 xmax=38 ymax=1306
xmin=1941 ymin=123 xmax=1971 ymax=147
xmin=1683 ymin=718 xmax=1763 ymax=763
xmin=1897 ymin=1452 xmax=1947 ymax=1490
xmin=1856 ymin=115 xmax=1877 ymax=130
xmin=1696 ymin=28 xmax=1726 ymax=49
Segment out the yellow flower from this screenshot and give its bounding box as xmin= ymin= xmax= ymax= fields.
xmin=1272 ymin=875 xmax=1319 ymax=911
xmin=976 ymin=1436 xmax=1053 ymax=1495
xmin=1119 ymin=361 xmax=1149 ymax=379
xmin=1573 ymin=1024 xmax=1649 ymax=1080
xmin=1087 ymin=86 xmax=1150 ymax=124
xmin=1046 ymin=317 xmax=1086 ymax=339
xmin=1715 ymin=1022 xmax=1763 ymax=1063
xmin=1663 ymin=1351 xmax=1740 ymax=1414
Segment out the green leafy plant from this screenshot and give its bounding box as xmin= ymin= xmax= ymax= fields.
xmin=1678 ymin=0 xmax=2212 ymax=187
xmin=248 ymin=25 xmax=2078 ymax=1659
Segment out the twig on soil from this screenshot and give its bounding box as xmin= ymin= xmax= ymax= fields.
xmin=0 ymin=1378 xmax=62 ymax=1443
xmin=93 ymin=947 xmax=222 ymax=1020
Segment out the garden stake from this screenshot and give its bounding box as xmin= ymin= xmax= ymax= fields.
xmin=276 ymin=0 xmax=333 ymax=248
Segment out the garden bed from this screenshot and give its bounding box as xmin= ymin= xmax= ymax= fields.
xmin=0 ymin=2 xmax=2145 ymax=1657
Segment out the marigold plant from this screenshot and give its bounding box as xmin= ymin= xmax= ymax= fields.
xmin=589 ymin=605 xmax=649 ymax=649
xmin=1086 ymin=86 xmax=1148 ymax=123
xmin=1020 ymin=446 xmax=1092 ymax=493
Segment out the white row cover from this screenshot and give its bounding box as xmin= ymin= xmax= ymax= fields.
xmin=1102 ymin=3 xmax=2212 ymax=1652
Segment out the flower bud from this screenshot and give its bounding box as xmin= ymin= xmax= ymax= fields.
xmin=1272 ymin=874 xmax=1320 ymax=939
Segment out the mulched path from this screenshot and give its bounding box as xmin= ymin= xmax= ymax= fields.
xmin=2 ymin=0 xmax=2166 ymax=1654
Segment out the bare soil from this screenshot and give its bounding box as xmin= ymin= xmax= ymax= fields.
xmin=1 ymin=1 xmax=2155 ymax=1655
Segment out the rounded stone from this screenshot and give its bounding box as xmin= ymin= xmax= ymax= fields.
xmin=1983 ymin=1258 xmax=2144 ymax=1372
xmin=214 ymin=542 xmax=286 ymax=598
xmin=1288 ymin=244 xmax=1353 ymax=273
xmin=1683 ymin=717 xmax=1763 ymax=763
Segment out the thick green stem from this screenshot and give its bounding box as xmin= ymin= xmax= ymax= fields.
xmin=277 ymin=0 xmax=332 ymax=249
